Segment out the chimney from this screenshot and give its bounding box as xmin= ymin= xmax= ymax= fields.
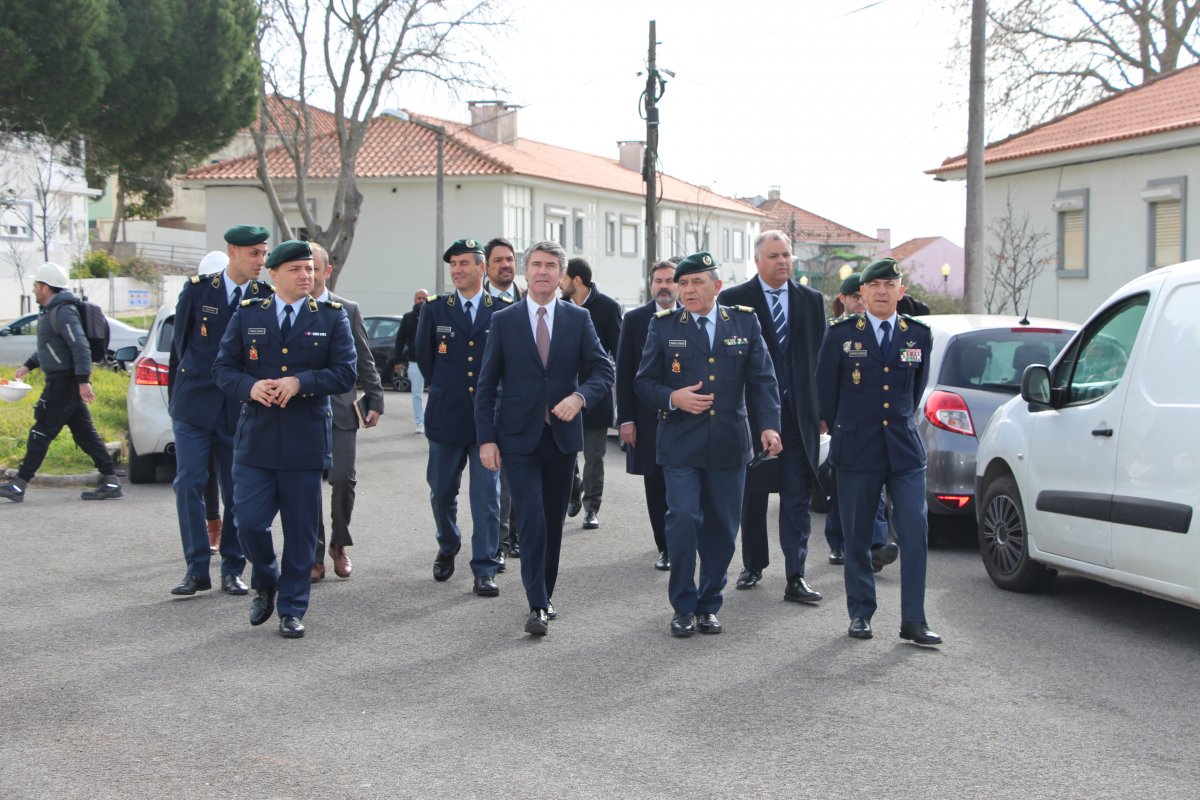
xmin=468 ymin=100 xmax=519 ymax=144
xmin=617 ymin=140 xmax=645 ymax=173
xmin=876 ymin=228 xmax=891 ymax=251
xmin=767 ymin=186 xmax=781 ymax=201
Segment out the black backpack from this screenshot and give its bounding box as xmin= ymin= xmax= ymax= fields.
xmin=49 ymin=298 xmax=111 ymax=363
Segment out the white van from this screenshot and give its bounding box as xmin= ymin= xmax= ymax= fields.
xmin=974 ymin=259 xmax=1199 ymax=607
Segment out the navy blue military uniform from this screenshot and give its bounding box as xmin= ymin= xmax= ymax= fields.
xmin=170 ymin=270 xmax=272 ymax=583
xmin=635 ymin=303 xmax=780 ymax=618
xmin=212 ymin=295 xmax=356 ymax=622
xmin=416 ymin=289 xmax=509 ymax=579
xmin=815 ymin=310 xmax=932 ymax=625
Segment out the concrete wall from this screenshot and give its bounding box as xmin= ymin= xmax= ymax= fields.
xmin=985 ymin=145 xmax=1200 ymax=322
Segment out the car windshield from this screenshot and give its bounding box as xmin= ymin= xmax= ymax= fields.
xmin=939 ymin=328 xmax=1074 ymax=394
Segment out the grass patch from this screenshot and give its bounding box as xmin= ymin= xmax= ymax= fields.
xmin=0 ymin=368 xmax=129 ymax=475
xmin=113 ymin=312 xmax=157 ymax=330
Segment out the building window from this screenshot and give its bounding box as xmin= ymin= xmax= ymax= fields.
xmin=721 ymin=228 xmax=731 ymax=261
xmin=620 ymin=215 xmax=639 ymax=257
xmin=659 ymin=208 xmax=677 ymax=259
xmin=0 ymin=201 xmax=33 ymax=239
xmin=504 ymin=185 xmax=533 ymax=253
xmin=605 ymin=213 xmax=617 ymax=255
xmin=732 ymin=229 xmax=745 ymax=261
xmin=572 ymin=209 xmax=585 ymax=253
xmin=1142 ymin=178 xmax=1186 ymax=270
xmin=1052 ymin=190 xmax=1088 ymax=276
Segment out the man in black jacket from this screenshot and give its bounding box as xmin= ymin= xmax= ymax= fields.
xmin=1 ymin=263 xmax=121 ymax=503
xmin=560 ymin=257 xmax=622 ymax=530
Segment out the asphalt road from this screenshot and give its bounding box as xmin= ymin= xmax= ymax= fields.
xmin=3 ymin=400 xmax=1199 ymax=799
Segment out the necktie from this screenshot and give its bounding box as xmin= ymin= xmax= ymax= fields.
xmin=230 ymin=285 xmax=241 ymax=315
xmin=698 ymin=316 xmax=711 ymax=351
xmin=464 ymin=299 xmax=473 ymax=324
xmin=536 ymin=307 xmax=551 ymax=423
xmin=281 ymin=304 xmax=293 ymax=339
xmin=767 ymin=289 xmax=787 ymax=352
xmin=879 ymin=319 xmax=891 ymax=358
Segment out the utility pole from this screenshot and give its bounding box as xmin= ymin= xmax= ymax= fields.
xmin=964 ymin=0 xmax=987 ymax=313
xmin=643 ymin=20 xmax=659 ymax=292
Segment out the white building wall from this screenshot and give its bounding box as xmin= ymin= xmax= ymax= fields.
xmin=984 ymin=145 xmax=1200 ymax=323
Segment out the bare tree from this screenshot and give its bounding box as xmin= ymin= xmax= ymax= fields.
xmin=253 ymin=0 xmax=503 ymax=288
xmin=984 ymin=190 xmax=1054 ymax=315
xmin=948 ymin=0 xmax=1200 ymax=132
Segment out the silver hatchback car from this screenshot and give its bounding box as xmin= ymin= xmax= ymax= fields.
xmin=916 ymin=315 xmax=1076 ymax=534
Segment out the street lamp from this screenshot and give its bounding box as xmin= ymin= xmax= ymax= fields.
xmin=799 ymin=275 xmax=809 ymax=287
xmin=838 ymin=263 xmax=853 ymax=281
xmin=392 ymin=110 xmax=446 ymax=295
xmin=941 ymin=263 xmax=952 ymax=292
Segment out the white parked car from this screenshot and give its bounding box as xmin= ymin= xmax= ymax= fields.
xmin=975 ymin=259 xmax=1200 ymax=608
xmin=115 ymin=305 xmax=174 ymax=483
xmin=0 ymin=312 xmax=148 ymax=366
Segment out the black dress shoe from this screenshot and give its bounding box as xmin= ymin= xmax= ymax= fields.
xmin=170 ymin=574 xmax=212 ymax=596
xmin=567 ymin=499 xmax=582 ymax=518
xmin=524 ymin=609 xmax=549 ymax=635
xmin=848 ymin=617 xmax=873 ymax=639
xmin=670 ymin=612 xmax=696 ymax=637
xmin=582 ymin=511 xmax=599 ymax=529
xmin=496 ymin=549 xmax=506 ymax=573
xmin=473 ymin=576 xmax=499 ymax=597
xmin=654 ymin=551 xmax=670 ymax=571
xmin=221 ymin=574 xmax=249 ymax=595
xmin=249 ymin=588 xmax=277 ymax=626
xmin=433 ymin=545 xmax=460 ymax=582
xmin=872 ymin=542 xmax=900 ymax=573
xmin=899 ymin=621 xmax=943 ymax=645
xmin=735 ymin=569 xmax=762 ymax=590
xmin=697 ymin=613 xmax=722 ymax=634
xmin=828 ymin=548 xmax=845 ymax=565
xmin=278 ymin=615 xmax=305 ymax=638
xmin=546 ymin=599 xmax=557 ymax=620
xmin=784 ymin=574 xmax=823 ymax=604
xmin=507 ymin=539 xmax=521 ymax=559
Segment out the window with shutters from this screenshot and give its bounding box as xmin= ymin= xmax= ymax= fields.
xmin=1053 ymin=190 xmax=1088 ymax=276
xmin=504 ymin=185 xmax=533 ymax=253
xmin=1142 ymin=178 xmax=1186 ymax=271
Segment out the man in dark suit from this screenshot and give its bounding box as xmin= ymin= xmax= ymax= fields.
xmin=616 ymin=258 xmax=679 ymax=570
xmin=561 ymin=257 xmax=622 ymax=530
xmin=718 ymin=230 xmax=825 ymax=605
xmin=309 ymin=243 xmax=384 ymax=582
xmin=167 ymin=225 xmax=273 ymax=598
xmin=816 ymin=257 xmax=941 ymax=645
xmin=484 ymin=237 xmax=523 ymax=563
xmin=636 ymin=252 xmax=782 ymax=637
xmin=476 ymin=240 xmax=614 ymax=636
xmin=416 ymin=238 xmax=508 ymax=597
xmin=213 ymin=240 xmax=357 ymax=638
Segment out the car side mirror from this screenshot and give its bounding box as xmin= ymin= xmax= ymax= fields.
xmin=1020 ymin=364 xmax=1052 ymax=409
xmin=113 ymin=345 xmax=139 ymax=363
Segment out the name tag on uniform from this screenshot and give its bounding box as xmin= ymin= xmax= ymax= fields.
xmin=437 ymin=325 xmax=453 ymax=333
xmin=724 ymin=336 xmax=748 ymax=346
xmin=305 ymin=330 xmax=328 ymax=337
xmin=248 ymin=327 xmax=267 ymax=335
xmin=202 ymin=305 xmax=220 ymax=314
xmin=668 ymin=339 xmax=688 ymax=347
xmin=901 ymin=348 xmax=922 ymax=364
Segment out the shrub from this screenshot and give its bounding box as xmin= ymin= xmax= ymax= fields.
xmin=72 ymin=250 xmax=122 ymax=279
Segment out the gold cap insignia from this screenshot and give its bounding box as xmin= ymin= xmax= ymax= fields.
xmin=702 ymin=255 xmax=713 ymax=266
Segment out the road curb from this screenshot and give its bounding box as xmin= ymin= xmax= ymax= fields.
xmin=2 ymin=441 xmax=125 ymax=487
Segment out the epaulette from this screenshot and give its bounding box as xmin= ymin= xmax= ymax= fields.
xmin=259 ymin=297 xmax=272 ymax=309
xmin=240 ymin=298 xmax=257 ymax=307
xmin=654 ymin=307 xmax=674 ymax=318
xmin=319 ymin=299 xmax=343 ymax=310
xmin=733 ymin=305 xmax=755 ymax=313
xmin=899 ymin=314 xmax=929 ymax=330
xmin=495 ymin=294 xmax=513 ymax=304
xmin=831 ymin=313 xmax=861 ymax=328
xmin=427 ymin=294 xmax=440 ymax=302
xmin=190 ymin=272 xmax=217 ymax=285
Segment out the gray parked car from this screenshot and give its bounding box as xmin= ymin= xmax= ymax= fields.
xmin=916 ymin=314 xmax=1076 ymax=534
xmin=0 ymin=312 xmax=147 ymax=366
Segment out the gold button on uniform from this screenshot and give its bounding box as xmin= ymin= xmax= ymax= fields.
xmin=883 ymin=384 xmax=890 ymax=391
xmin=468 ymin=340 xmax=475 ymax=346
xmin=883 ymin=402 xmax=890 ymax=409
xmin=882 ymin=420 xmax=889 ymax=426
xmin=708 ymin=357 xmax=715 ymax=364
xmin=467 ymin=371 xmax=474 ymax=377
xmin=282 ymin=347 xmax=289 ymax=354
xmin=468 ymin=386 xmax=475 ymax=393
xmin=883 ymin=366 xmax=890 ymax=373
xmin=709 ymin=410 xmax=716 ymax=416
xmin=280 ymin=366 xmax=288 ymax=372
xmin=709 ymin=375 xmax=716 ymax=381
xmin=467 ymin=356 xmax=474 ymax=362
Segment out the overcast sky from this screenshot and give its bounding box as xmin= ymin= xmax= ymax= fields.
xmin=417 ymin=0 xmax=971 ymax=249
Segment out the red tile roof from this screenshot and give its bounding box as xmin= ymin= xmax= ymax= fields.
xmin=932 ymin=62 xmax=1200 ymax=174
xmin=887 ymin=236 xmax=940 ymax=262
xmin=184 ymin=109 xmax=758 ymax=216
xmin=741 ymin=196 xmax=879 ymax=244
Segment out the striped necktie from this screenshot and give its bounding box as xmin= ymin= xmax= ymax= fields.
xmin=767 ymin=289 xmax=787 ymax=351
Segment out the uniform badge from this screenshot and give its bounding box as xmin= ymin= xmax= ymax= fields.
xmin=843 ymin=341 xmax=851 ymax=354
xmin=200 ymin=323 xmax=208 ymax=338
xmin=900 ymin=348 xmax=923 ymax=364
xmin=856 ymin=317 xmax=866 ymax=331
xmin=898 ymin=318 xmax=909 ymax=332
xmin=438 ymin=340 xmax=448 ymax=355
xmin=249 ymin=345 xmax=259 ymax=361
xmin=849 ymin=341 xmax=867 ymax=358
xmin=851 ymin=367 xmax=862 ymax=385
xmin=671 ymin=356 xmax=681 ymax=374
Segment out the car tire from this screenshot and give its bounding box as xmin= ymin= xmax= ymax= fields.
xmin=978 ymin=474 xmax=1056 ymax=592
xmin=392 ymin=369 xmax=411 ymax=393
xmin=127 ymin=437 xmax=159 ymax=485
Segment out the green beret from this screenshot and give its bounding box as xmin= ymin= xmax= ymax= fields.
xmin=266 ymin=239 xmax=313 ymax=270
xmin=674 ymin=251 xmax=718 ymax=281
xmin=861 ymin=257 xmax=903 ymax=284
xmin=443 ymin=238 xmax=484 ymax=262
xmin=224 ymin=225 xmax=270 ymax=246
xmin=839 ymin=271 xmax=863 ymax=296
